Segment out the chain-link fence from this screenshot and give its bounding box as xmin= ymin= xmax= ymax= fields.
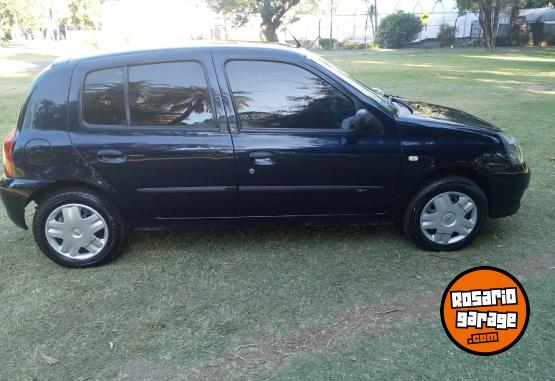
xmin=284 ymin=10 xmax=487 ymax=48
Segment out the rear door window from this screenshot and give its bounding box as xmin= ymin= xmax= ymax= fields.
xmin=128 ymin=62 xmax=215 ymax=128
xmin=83 ymin=67 xmax=126 ymax=126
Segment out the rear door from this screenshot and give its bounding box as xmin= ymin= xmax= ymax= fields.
xmin=212 ymin=52 xmax=401 ymax=217
xmin=68 ymin=50 xmax=238 ymax=219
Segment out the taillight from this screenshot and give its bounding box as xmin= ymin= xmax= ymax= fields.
xmin=3 ymin=129 xmax=17 ymax=177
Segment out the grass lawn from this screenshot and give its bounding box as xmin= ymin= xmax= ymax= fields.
xmin=0 ymin=47 xmax=553 ymax=380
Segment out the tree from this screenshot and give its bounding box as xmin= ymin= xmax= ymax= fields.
xmin=0 ymin=0 xmax=25 ymax=40
xmin=376 ymin=11 xmax=422 ymax=48
xmin=0 ymin=0 xmax=44 ymax=40
xmin=458 ymin=0 xmax=552 ymax=50
xmin=438 ymin=24 xmax=456 ymax=47
xmin=509 ymin=1 xmax=553 ymax=45
xmin=208 ymin=0 xmax=312 ymax=42
xmin=67 ymin=0 xmax=105 ymax=29
xmin=328 ymin=0 xmax=340 ymax=45
xmin=364 ymin=0 xmax=378 ymax=41
xmin=457 ymin=0 xmax=512 ymax=51
xmin=1 ymin=0 xmax=105 ymax=41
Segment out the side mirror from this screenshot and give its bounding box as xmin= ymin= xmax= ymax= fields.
xmin=352 ymin=109 xmax=385 ymax=135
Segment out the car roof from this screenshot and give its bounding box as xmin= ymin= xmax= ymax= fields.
xmin=53 ymin=41 xmax=307 ymax=66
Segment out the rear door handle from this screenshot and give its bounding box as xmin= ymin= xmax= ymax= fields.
xmin=249 ymin=151 xmax=275 ymax=166
xmin=97 ymin=149 xmax=126 ymax=164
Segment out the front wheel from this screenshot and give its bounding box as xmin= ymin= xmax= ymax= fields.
xmin=403 ymin=176 xmax=488 ymax=251
xmin=32 ymin=188 xmax=128 ymax=267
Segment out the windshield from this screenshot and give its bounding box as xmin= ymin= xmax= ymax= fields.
xmin=306 ymin=51 xmax=398 ymax=115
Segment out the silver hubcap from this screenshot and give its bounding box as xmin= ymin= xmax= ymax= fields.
xmin=420 ymin=192 xmax=478 ymax=245
xmin=45 ymin=203 xmax=109 ymax=260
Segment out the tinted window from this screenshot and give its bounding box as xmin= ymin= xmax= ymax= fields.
xmin=226 ymin=61 xmax=355 ymax=130
xmin=129 ymin=62 xmax=215 ymax=127
xmin=83 ymin=67 xmax=126 ymax=125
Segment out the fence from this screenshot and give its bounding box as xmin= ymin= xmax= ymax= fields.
xmin=284 ymin=10 xmax=484 ymax=46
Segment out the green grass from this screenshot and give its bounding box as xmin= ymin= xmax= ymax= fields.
xmin=0 ymin=48 xmax=553 ymax=380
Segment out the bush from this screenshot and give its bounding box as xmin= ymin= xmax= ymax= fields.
xmin=376 ymin=11 xmax=422 ymax=48
xmin=541 ymin=34 xmax=555 ymax=47
xmin=342 ymin=39 xmax=367 ymax=50
xmin=319 ymin=38 xmax=338 ymax=49
xmin=343 ymin=39 xmax=358 ymax=49
xmin=438 ymin=24 xmax=456 ymax=47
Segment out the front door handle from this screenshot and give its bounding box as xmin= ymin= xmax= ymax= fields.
xmin=97 ymin=149 xmax=126 ymax=164
xmin=249 ymin=151 xmax=274 ymax=166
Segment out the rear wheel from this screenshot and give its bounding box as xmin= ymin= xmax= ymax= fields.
xmin=403 ymin=176 xmax=488 ymax=251
xmin=33 ymin=188 xmax=128 ymax=267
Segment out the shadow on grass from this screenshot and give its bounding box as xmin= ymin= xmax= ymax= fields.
xmin=117 ymin=220 xmax=511 ymax=268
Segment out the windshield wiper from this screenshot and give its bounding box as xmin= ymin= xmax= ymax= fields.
xmin=390 ymin=96 xmax=412 ymax=113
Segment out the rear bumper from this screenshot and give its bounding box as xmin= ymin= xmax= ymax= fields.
xmin=0 ymin=177 xmax=51 ymax=229
xmin=487 ymin=163 xmax=530 ymax=218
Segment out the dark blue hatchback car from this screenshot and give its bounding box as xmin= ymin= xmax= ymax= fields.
xmin=0 ymin=43 xmax=530 ymax=267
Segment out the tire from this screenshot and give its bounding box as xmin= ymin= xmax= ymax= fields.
xmin=32 ymin=187 xmax=128 ymax=267
xmin=403 ymin=176 xmax=488 ymax=251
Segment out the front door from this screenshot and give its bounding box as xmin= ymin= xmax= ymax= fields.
xmin=68 ymin=51 xmax=238 ymax=218
xmin=213 ymin=55 xmax=401 ymax=217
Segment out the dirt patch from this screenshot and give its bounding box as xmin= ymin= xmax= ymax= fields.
xmin=125 ymin=253 xmax=554 ymax=379
xmin=511 ymin=251 xmax=555 ymax=280
xmin=121 ymin=357 xmax=179 ymax=381
xmin=189 ymin=290 xmax=442 ymax=379
xmin=192 ymin=251 xmax=554 ymax=377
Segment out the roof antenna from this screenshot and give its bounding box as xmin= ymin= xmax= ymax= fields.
xmin=284 ymin=27 xmax=302 ymax=48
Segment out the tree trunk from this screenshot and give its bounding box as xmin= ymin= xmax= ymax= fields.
xmin=478 ymin=0 xmax=498 ymax=52
xmin=329 ymin=0 xmax=333 ymax=45
xmin=374 ymin=0 xmax=378 ymax=36
xmin=261 ymin=21 xmax=279 ymax=42
xmin=507 ymin=0 xmax=520 ymax=46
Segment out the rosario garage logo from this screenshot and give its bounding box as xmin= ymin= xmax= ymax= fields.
xmin=440 ymin=266 xmax=529 ymax=355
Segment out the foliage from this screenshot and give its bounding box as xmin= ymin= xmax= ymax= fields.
xmin=438 ymin=24 xmax=456 ymax=47
xmin=342 ymin=39 xmax=368 ymax=49
xmin=455 ymin=0 xmax=551 ymax=12
xmin=545 ymin=33 xmax=555 ymax=46
xmin=0 ymin=0 xmax=104 ymax=41
xmin=376 ymin=11 xmax=422 ymax=48
xmin=364 ymin=0 xmax=379 ymax=41
xmin=67 ymin=0 xmax=105 ymax=29
xmin=456 ymin=0 xmax=552 ymax=50
xmin=0 ymin=0 xmax=25 ymax=41
xmin=208 ymin=0 xmax=316 ymax=42
xmin=0 ymin=0 xmax=41 ymax=41
xmin=520 ymin=0 xmax=552 ymax=7
xmin=456 ymin=0 xmax=512 ymax=50
xmin=319 ymin=37 xmax=337 ymax=49
xmin=456 ymin=0 xmax=480 ymax=13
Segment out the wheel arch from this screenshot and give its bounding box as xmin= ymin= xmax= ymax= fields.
xmin=399 ymin=166 xmax=491 ymax=220
xmin=31 ymin=180 xmax=107 ymax=204
xmin=28 ymin=179 xmax=138 ymax=221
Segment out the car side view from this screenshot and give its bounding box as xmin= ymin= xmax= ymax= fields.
xmin=0 ymin=43 xmax=530 ymax=267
